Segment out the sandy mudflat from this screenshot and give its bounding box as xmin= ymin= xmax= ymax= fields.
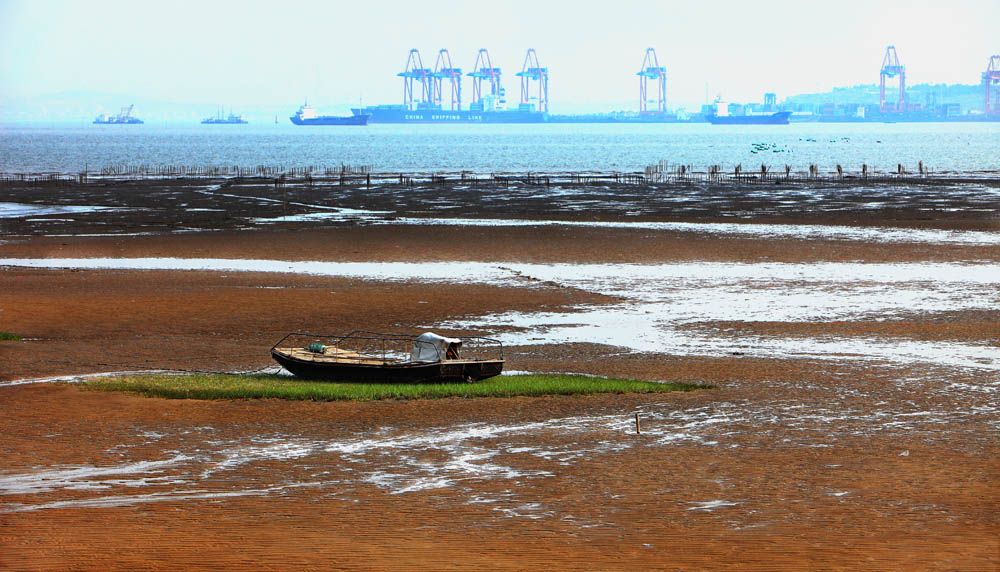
xmin=1 ymin=177 xmax=998 ymax=570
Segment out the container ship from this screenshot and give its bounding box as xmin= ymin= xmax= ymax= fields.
xmin=290 ymin=102 xmax=369 ymax=126
xmin=93 ymin=104 xmax=143 ymax=124
xmin=706 ymin=111 xmax=791 ymax=125
xmin=352 ymin=97 xmax=547 ymax=124
xmin=202 ymin=109 xmax=248 ymax=124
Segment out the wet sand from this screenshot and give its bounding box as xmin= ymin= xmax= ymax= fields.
xmin=1 ymin=178 xmax=998 ymax=569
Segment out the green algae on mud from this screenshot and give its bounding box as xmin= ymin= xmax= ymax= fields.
xmin=84 ymin=373 xmax=711 ymax=401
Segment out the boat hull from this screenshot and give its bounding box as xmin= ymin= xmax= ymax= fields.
xmin=290 ymin=114 xmax=369 ymax=126
xmin=271 ymin=350 xmax=504 ymax=383
xmin=706 ymin=111 xmax=791 ymax=125
xmin=351 ymin=106 xmax=547 ymax=124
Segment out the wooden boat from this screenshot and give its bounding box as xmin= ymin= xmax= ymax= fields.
xmin=270 ymin=330 xmax=505 ymax=383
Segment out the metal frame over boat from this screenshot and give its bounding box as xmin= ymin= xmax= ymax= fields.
xmin=270 ymin=331 xmax=505 ymax=383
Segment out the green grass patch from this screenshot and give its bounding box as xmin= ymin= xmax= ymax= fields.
xmin=0 ymin=332 xmax=22 ymax=341
xmin=85 ymin=373 xmax=711 ymax=401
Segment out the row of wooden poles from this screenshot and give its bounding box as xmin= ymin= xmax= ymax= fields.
xmin=94 ymin=164 xmax=374 ymax=177
xmin=0 ymin=163 xmax=968 ymax=188
xmin=644 ymin=160 xmax=935 ymax=183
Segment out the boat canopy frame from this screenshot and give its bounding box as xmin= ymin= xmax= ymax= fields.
xmin=270 ymin=330 xmax=504 ymax=366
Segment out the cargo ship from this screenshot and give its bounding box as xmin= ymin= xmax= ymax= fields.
xmin=351 ymin=104 xmax=547 ymax=123
xmin=706 ymin=111 xmax=791 ymax=125
xmin=202 ymin=109 xmax=247 ymax=124
xmin=351 ymin=93 xmax=546 ymax=124
xmin=290 ymin=102 xmax=369 ymax=126
xmin=93 ymin=104 xmax=143 ymax=124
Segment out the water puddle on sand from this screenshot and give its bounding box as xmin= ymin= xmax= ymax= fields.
xmin=2 ymin=396 xmax=993 ymax=519
xmin=248 ymin=212 xmax=1000 ymax=246
xmin=2 ymin=257 xmax=997 ymax=372
xmin=0 ymin=202 xmax=118 ymax=218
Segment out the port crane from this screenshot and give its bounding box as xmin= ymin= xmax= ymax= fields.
xmin=637 ymin=48 xmax=667 ymax=114
xmin=515 ymin=48 xmax=548 ymax=113
xmin=432 ymin=49 xmax=463 ymax=110
xmin=984 ymin=55 xmax=1000 ymax=115
xmin=879 ymin=45 xmax=906 ymax=113
xmin=398 ymin=49 xmax=432 ymax=110
xmin=467 ymin=49 xmax=503 ymax=107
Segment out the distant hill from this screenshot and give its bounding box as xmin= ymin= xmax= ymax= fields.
xmin=782 ymin=83 xmax=987 ymax=114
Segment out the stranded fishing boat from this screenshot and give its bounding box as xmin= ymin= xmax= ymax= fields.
xmin=270 ymin=331 xmax=504 ymax=383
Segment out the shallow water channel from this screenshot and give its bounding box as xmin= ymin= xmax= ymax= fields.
xmin=3 ymin=256 xmax=998 ymax=372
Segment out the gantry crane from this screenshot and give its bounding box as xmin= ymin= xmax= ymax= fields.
xmin=880 ymin=46 xmax=906 ymax=113
xmin=515 ymin=48 xmax=548 ymax=113
xmin=398 ymin=49 xmax=432 ymax=110
xmin=431 ymin=49 xmax=462 ymax=110
xmin=467 ymin=49 xmax=503 ymax=107
xmin=984 ymin=55 xmax=1000 ymax=115
xmin=637 ymin=48 xmax=667 ymax=114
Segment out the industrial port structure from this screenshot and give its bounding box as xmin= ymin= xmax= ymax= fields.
xmin=395 ymin=48 xmax=549 ymax=113
xmin=363 ymin=45 xmax=1000 ymax=124
xmin=879 ymin=45 xmax=906 ymax=113
xmin=395 ymin=47 xmax=665 ymax=116
xmin=984 ymin=55 xmax=1000 ymax=116
xmin=637 ymin=48 xmax=667 ymax=114
xmin=877 ymin=48 xmax=1000 ymax=119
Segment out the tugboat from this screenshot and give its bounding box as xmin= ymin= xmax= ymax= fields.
xmin=201 ymin=108 xmax=248 ymax=124
xmin=290 ymin=101 xmax=369 ymax=126
xmin=93 ymin=104 xmax=143 ymax=124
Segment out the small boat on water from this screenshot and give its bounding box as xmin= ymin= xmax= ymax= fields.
xmin=202 ymin=108 xmax=248 ymax=124
xmin=270 ymin=331 xmax=505 ymax=383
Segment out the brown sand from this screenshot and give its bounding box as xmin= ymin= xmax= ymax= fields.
xmin=1 ymin=181 xmax=998 ymax=570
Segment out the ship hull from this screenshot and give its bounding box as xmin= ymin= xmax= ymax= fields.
xmin=271 ymin=350 xmax=504 ymax=383
xmin=290 ymin=114 xmax=369 ymax=126
xmin=707 ymin=111 xmax=791 ymax=125
xmin=351 ymin=106 xmax=547 ymax=124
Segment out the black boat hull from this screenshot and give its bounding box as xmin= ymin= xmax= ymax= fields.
xmin=271 ymin=351 xmax=504 ymax=383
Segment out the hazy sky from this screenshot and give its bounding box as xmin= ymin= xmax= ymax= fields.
xmin=2 ymin=0 xmax=997 ymax=110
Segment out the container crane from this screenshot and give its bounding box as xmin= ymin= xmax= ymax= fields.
xmin=515 ymin=48 xmax=548 ymax=113
xmin=637 ymin=48 xmax=667 ymax=114
xmin=984 ymin=55 xmax=1000 ymax=115
xmin=467 ymin=49 xmax=503 ymax=109
xmin=879 ymin=46 xmax=906 ymax=113
xmin=432 ymin=49 xmax=462 ymax=110
xmin=398 ymin=49 xmax=432 ymax=110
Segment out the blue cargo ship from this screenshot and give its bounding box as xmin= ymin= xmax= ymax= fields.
xmin=290 ymin=102 xmax=369 ymax=126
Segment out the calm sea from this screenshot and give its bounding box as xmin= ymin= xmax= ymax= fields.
xmin=1 ymin=122 xmax=997 ymax=174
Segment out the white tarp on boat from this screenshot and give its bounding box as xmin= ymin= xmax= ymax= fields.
xmin=411 ymin=332 xmax=462 ymax=362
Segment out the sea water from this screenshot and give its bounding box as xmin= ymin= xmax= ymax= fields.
xmin=1 ymin=122 xmax=998 ymax=174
